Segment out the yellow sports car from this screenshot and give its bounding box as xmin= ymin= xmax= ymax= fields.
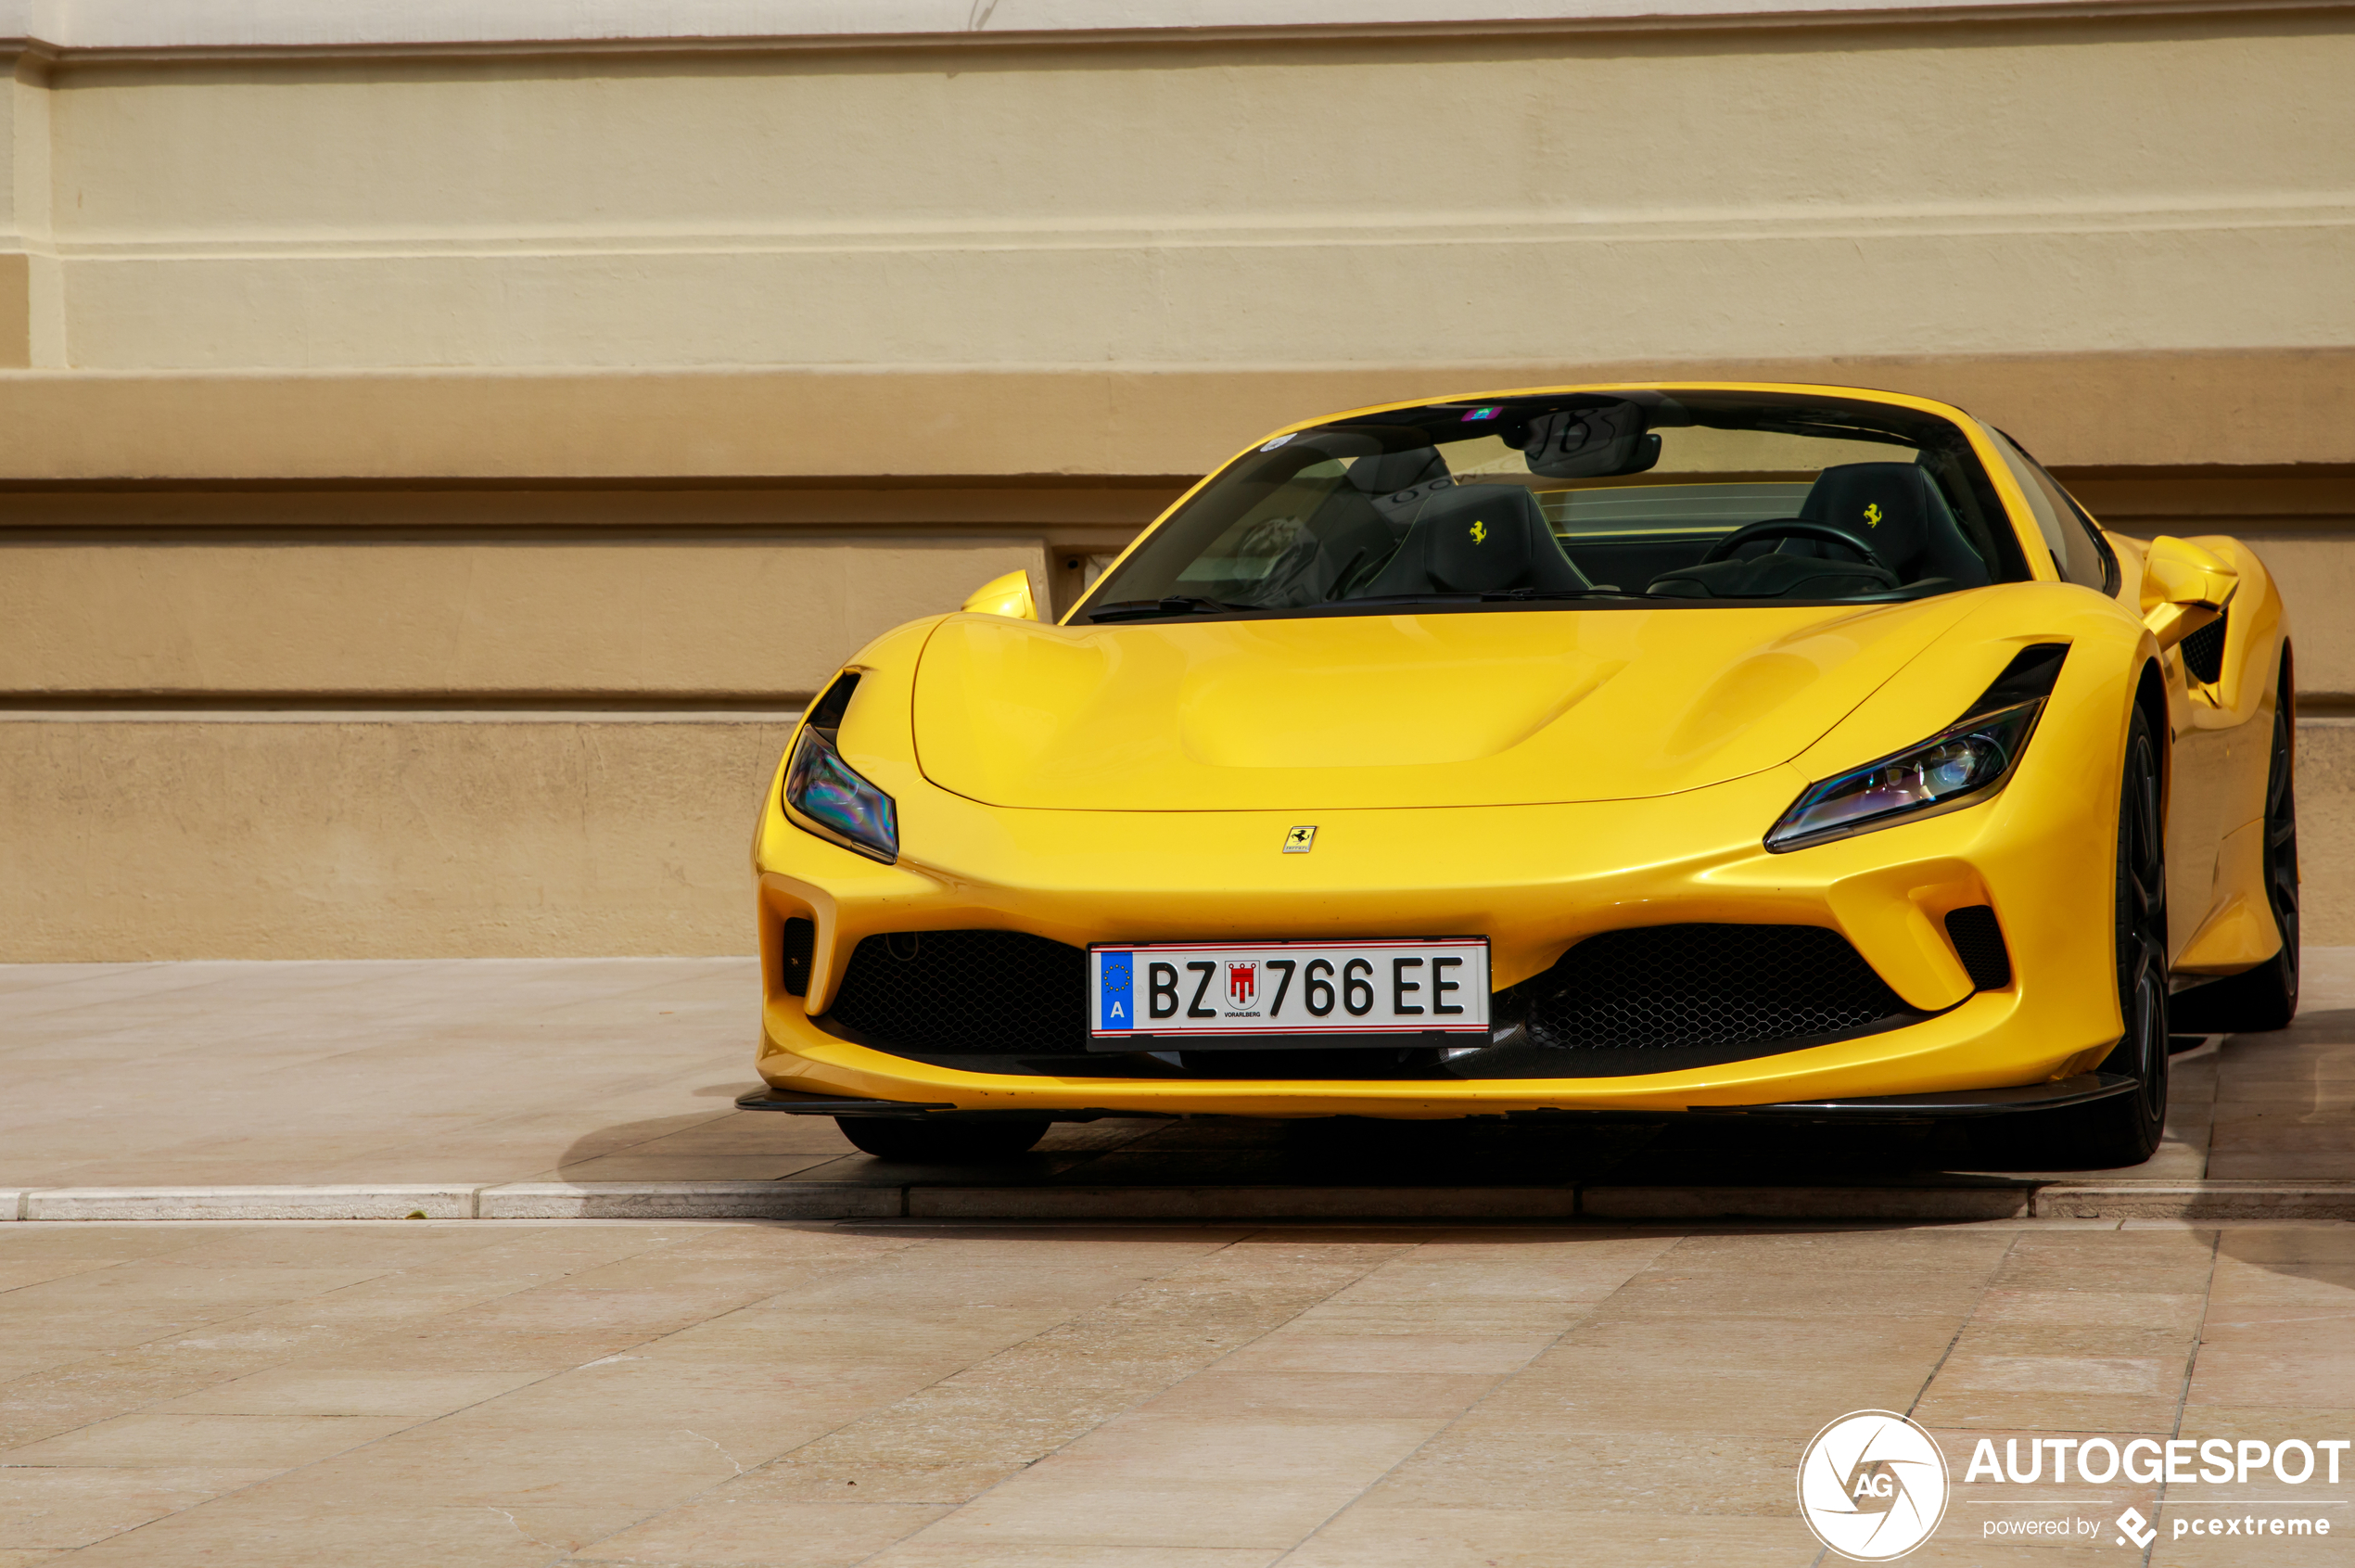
xmin=741 ymin=383 xmax=2297 ymax=1169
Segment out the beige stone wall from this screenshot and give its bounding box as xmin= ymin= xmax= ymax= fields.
xmin=3 ymin=2 xmax=2350 ymax=958
xmin=0 ymin=715 xmax=797 ymax=959
xmin=21 ymin=14 xmax=2355 ymax=372
xmin=1 ymin=534 xmax=1049 ymax=699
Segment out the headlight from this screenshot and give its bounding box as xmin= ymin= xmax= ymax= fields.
xmin=783 ymin=689 xmax=898 ymax=862
xmin=1766 ymin=698 xmax=2043 ymax=852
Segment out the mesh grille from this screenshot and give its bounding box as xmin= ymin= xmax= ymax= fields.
xmin=2181 ymin=608 xmax=2228 ymax=685
xmin=829 ymin=929 xmax=1087 ymax=1053
xmin=1517 ymin=924 xmax=1910 ymax=1052
xmin=1942 ymin=905 xmax=2013 ymax=990
xmin=779 ymin=917 xmax=815 ymax=997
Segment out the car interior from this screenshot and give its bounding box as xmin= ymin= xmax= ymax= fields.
xmin=1084 ymin=391 xmax=2030 ymax=618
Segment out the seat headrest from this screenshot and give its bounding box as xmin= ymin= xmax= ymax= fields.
xmin=1800 ymin=463 xmax=1938 ymax=572
xmin=1363 ymin=484 xmax=1587 ymax=595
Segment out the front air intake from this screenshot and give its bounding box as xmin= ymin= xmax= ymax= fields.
xmin=827 ymin=929 xmax=1088 ymax=1054
xmin=1515 ymin=924 xmax=1914 ymax=1052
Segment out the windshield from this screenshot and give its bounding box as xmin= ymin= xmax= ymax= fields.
xmin=1077 ymin=389 xmax=2031 ymax=623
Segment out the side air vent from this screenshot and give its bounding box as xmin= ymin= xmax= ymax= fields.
xmin=780 ymin=917 xmax=816 ymax=996
xmin=1962 ymin=642 xmax=2069 ymax=719
xmin=2180 ymin=609 xmax=2228 ymax=685
xmin=1943 ymin=905 xmax=2013 ymax=990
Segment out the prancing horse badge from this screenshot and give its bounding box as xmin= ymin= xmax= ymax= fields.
xmin=1282 ymin=825 xmax=1318 ymax=853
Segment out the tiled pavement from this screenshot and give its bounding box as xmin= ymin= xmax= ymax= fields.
xmin=1 ymin=950 xmax=2349 ymax=1199
xmin=4 ymin=956 xmax=2354 ymax=1563
xmin=1 ymin=1217 xmax=2351 ymax=1565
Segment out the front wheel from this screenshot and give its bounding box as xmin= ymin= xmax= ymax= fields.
xmin=836 ymin=1115 xmax=1050 ymax=1163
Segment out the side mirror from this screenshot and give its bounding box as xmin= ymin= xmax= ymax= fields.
xmin=961 ymin=568 xmax=1040 ymax=621
xmin=2139 ymin=535 xmax=2236 ymax=652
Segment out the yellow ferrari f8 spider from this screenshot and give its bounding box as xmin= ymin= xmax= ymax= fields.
xmin=742 ymin=383 xmax=2297 ymax=1169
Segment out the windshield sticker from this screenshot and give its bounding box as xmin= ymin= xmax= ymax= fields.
xmin=1258 ymin=434 xmax=1294 ymax=451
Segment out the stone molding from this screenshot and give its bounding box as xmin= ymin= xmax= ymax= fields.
xmin=4 ymin=0 xmax=2348 ymax=57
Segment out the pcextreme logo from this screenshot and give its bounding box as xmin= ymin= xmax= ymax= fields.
xmin=1798 ymin=1411 xmax=1949 ymax=1561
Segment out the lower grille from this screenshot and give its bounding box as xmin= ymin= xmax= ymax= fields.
xmin=828 ymin=928 xmax=1087 ymax=1054
xmin=1942 ymin=905 xmax=2013 ymax=990
xmin=816 ymin=921 xmax=1916 ymax=1076
xmin=1513 ymin=923 xmax=1911 ymax=1052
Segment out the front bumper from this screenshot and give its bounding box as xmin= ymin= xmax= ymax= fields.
xmin=751 ymin=754 xmax=2123 ymax=1117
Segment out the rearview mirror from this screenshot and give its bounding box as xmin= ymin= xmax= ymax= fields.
xmin=1511 ymin=402 xmax=1660 ymax=479
xmin=2139 ymin=535 xmax=2237 ymax=652
xmin=961 ymin=568 xmax=1040 ymax=621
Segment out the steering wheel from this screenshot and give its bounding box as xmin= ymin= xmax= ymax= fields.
xmin=1699 ymin=518 xmax=1892 ymax=572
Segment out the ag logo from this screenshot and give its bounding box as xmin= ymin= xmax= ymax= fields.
xmin=1863 ymin=502 xmax=1884 ymax=528
xmin=1281 ymin=825 xmax=1317 ymax=853
xmin=1468 ymin=519 xmax=1487 ymax=544
xmin=1797 ymin=1410 xmax=1949 ymax=1561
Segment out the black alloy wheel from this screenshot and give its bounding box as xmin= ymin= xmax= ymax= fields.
xmin=2100 ymin=706 xmax=2173 ymax=1161
xmin=835 ymin=1115 xmax=1050 ymax=1163
xmin=1985 ymin=705 xmax=2170 ymax=1168
xmin=2171 ymin=675 xmax=2300 ymax=1033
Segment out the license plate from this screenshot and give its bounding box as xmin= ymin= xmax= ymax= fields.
xmin=1088 ymin=937 xmax=1489 ymax=1050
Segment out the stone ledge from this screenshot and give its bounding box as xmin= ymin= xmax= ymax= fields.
xmin=1580 ymin=1184 xmax=2033 ymax=1221
xmin=0 ymin=0 xmax=2269 ymax=55
xmin=5 ymin=1179 xmax=2351 ymax=1223
xmin=20 ymin=1185 xmax=478 ymax=1221
xmin=906 ymin=1185 xmax=1585 ymax=1221
xmin=4 ymin=351 xmax=2352 ymax=482
xmin=2030 ymin=1182 xmax=2355 ymax=1220
xmin=477 ymin=1181 xmax=905 ymax=1220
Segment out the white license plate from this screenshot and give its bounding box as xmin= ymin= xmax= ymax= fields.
xmin=1088 ymin=937 xmax=1489 ymax=1050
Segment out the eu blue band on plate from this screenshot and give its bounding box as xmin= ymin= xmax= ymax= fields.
xmin=1099 ymin=951 xmax=1134 ymax=1031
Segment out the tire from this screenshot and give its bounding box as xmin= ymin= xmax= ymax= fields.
xmin=1982 ymin=706 xmax=2170 ymax=1169
xmin=2170 ymin=681 xmax=2299 ymax=1034
xmin=836 ymin=1115 xmax=1050 ymax=1163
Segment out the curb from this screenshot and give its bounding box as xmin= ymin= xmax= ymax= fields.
xmin=1 ymin=1180 xmax=2350 ymax=1223
xmin=20 ymin=1185 xmax=477 ymax=1221
xmin=906 ymin=1186 xmax=1587 ymax=1221
xmin=1581 ymin=1185 xmax=2032 ymax=1221
xmin=480 ymin=1182 xmax=904 ymax=1221
xmin=2029 ymin=1182 xmax=2355 ymax=1221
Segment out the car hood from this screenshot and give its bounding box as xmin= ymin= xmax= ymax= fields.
xmin=910 ymin=600 xmax=1974 ymax=811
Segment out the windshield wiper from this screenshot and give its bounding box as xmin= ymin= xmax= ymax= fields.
xmin=1086 ymin=595 xmax=1247 ymax=623
xmin=1477 ymin=587 xmax=1634 ymax=602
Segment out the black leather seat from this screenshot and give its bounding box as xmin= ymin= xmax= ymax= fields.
xmin=1359 ymin=484 xmax=1590 ymax=596
xmin=1799 ymin=463 xmax=1992 ymax=588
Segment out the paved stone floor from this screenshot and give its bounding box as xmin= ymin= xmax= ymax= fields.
xmin=4 ymin=955 xmax=2354 ymax=1563
xmin=1 ymin=950 xmax=2349 ymax=1192
xmin=0 ymin=1216 xmax=2350 ymax=1565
